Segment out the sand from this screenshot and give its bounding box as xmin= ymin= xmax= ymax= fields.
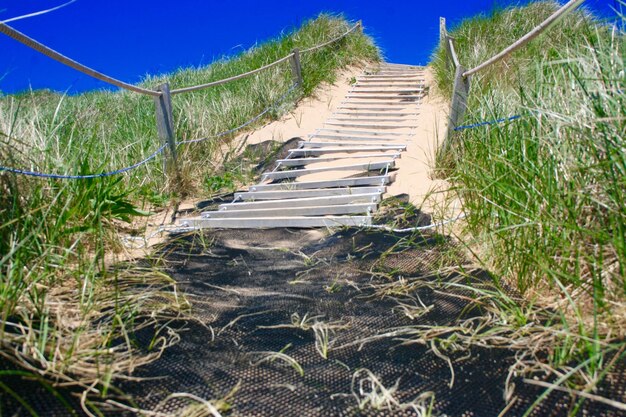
xmin=115 ymin=63 xmax=457 ymax=260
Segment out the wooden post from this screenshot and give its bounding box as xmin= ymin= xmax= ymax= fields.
xmin=440 ymin=17 xmax=447 ymax=45
xmin=447 ymin=65 xmax=471 ymax=140
xmin=357 ymin=20 xmax=363 ymax=33
xmin=290 ymin=48 xmax=303 ymax=86
xmin=154 ymin=83 xmax=179 ymax=180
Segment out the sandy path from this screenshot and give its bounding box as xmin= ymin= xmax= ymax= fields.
xmin=385 ymin=68 xmax=457 ymax=215
xmin=117 ymin=64 xmax=456 ymax=258
xmin=230 ymin=65 xmax=455 ymax=215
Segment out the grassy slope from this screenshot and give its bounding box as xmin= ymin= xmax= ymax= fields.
xmin=432 ymin=1 xmax=625 ymax=411
xmin=0 ymin=14 xmax=379 ymax=412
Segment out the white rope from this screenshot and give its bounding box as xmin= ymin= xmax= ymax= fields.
xmin=463 ymin=0 xmax=586 ymax=78
xmin=1 ymin=0 xmax=78 ymax=24
xmin=0 ymin=22 xmax=161 ymax=96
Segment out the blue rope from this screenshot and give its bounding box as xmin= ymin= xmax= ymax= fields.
xmin=0 ymin=143 xmax=167 ymax=179
xmin=177 ymin=83 xmax=298 ymax=145
xmin=454 ymin=114 xmax=522 ymax=131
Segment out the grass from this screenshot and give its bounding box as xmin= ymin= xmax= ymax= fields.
xmin=0 ymin=13 xmax=379 ymax=414
xmin=331 ymin=368 xmax=435 ymax=415
xmin=431 ymin=1 xmax=625 ymax=414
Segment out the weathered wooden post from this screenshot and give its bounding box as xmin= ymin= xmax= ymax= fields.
xmin=448 ymin=65 xmax=471 ymax=138
xmin=357 ymin=20 xmax=363 ymax=33
xmin=439 ymin=17 xmax=446 ymax=44
xmin=154 ymin=83 xmax=180 ymax=184
xmin=290 ymin=48 xmax=303 ymax=86
xmin=440 ymin=18 xmax=451 ymax=70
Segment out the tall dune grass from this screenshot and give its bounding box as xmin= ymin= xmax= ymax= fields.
xmin=432 ymin=1 xmax=625 ymax=412
xmin=0 ymin=14 xmax=379 ymax=413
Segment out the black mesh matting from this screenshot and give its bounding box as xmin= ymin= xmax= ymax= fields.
xmin=2 ymin=227 xmax=625 ymax=416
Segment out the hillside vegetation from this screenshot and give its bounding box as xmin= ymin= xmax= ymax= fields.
xmin=0 ymin=14 xmax=379 ymax=412
xmin=433 ymin=0 xmax=625 ymax=411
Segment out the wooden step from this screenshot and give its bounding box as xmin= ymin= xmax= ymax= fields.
xmin=289 ymin=146 xmax=406 ymax=155
xmin=202 ymin=203 xmax=376 ymax=218
xmin=316 ymin=128 xmax=410 ymax=137
xmin=216 ymin=193 xmax=382 ymax=211
xmin=182 ymin=216 xmax=373 ymax=229
xmin=276 ymin=154 xmax=400 ymax=167
xmin=249 ymin=175 xmax=393 ymax=191
xmin=235 ymin=187 xmax=386 ymax=200
xmin=261 ymin=161 xmax=394 ymax=180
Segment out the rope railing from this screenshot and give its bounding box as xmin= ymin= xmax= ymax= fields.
xmin=300 ymin=22 xmax=361 ymax=53
xmin=170 ymin=54 xmax=295 ymax=95
xmin=0 ymin=17 xmax=363 ymax=183
xmin=177 ymin=82 xmax=298 ymax=145
xmin=0 ymin=82 xmax=298 ymax=179
xmin=0 ymin=144 xmax=167 ymax=179
xmin=447 ymin=36 xmax=460 ymax=69
xmin=0 ymin=22 xmax=162 ymax=97
xmin=441 ymin=0 xmax=587 ymax=137
xmin=463 ymin=0 xmax=585 ymax=78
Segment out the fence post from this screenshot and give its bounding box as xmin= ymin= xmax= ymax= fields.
xmin=154 ymin=83 xmax=180 ymax=183
xmin=357 ymin=20 xmax=363 ymax=33
xmin=290 ymin=48 xmax=303 ymax=86
xmin=447 ymin=66 xmax=471 ymax=139
xmin=439 ymin=17 xmax=446 ymax=44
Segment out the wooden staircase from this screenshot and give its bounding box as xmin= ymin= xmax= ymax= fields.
xmin=182 ymin=63 xmax=424 ymax=229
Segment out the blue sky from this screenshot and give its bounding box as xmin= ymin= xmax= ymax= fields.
xmin=0 ymin=0 xmax=619 ymax=94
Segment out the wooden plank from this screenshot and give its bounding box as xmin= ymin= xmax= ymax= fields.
xmin=202 ymin=203 xmax=377 ymax=218
xmin=356 ymin=79 xmax=425 ymax=83
xmin=309 ymin=135 xmax=408 ymax=143
xmin=323 ymin=122 xmax=417 ymax=130
xmin=353 ymin=85 xmax=424 ymax=89
xmin=349 ymin=89 xmax=424 ymax=94
xmin=182 ymin=216 xmax=373 ymax=229
xmin=345 ymin=94 xmax=423 ymax=100
xmin=289 ymin=145 xmax=406 ymax=154
xmin=300 ymin=142 xmax=406 ymax=149
xmin=276 ymin=154 xmax=400 ymax=167
xmin=350 ymin=87 xmax=423 ymax=92
xmin=339 ymin=102 xmax=419 ymax=108
xmin=328 ymin=116 xmax=415 ymax=123
xmin=354 ymin=82 xmax=424 ymax=85
xmin=316 ymin=128 xmax=410 ymax=137
xmin=379 ymin=64 xmax=421 ymax=69
xmin=249 ymin=175 xmax=393 ymax=191
xmin=342 ymin=96 xmax=422 ymax=101
xmin=331 ymin=111 xmax=418 ymax=117
xmin=235 ymin=187 xmax=386 ymax=200
xmin=375 ymin=70 xmax=422 ymax=73
xmin=357 ymin=76 xmax=423 ymax=80
xmin=261 ymin=160 xmax=394 ymax=180
xmin=217 ymin=193 xmax=382 ymax=210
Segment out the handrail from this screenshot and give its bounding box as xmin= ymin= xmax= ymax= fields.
xmin=447 ymin=36 xmax=460 ymax=69
xmin=1 ymin=20 xmax=359 ymax=97
xmin=0 ymin=18 xmax=363 ymax=185
xmin=462 ymin=0 xmax=585 ymax=78
xmin=171 ymin=22 xmax=360 ymax=94
xmin=170 ymin=54 xmax=294 ymax=95
xmin=300 ymin=22 xmax=360 ymax=54
xmin=441 ymin=0 xmax=586 ymax=139
xmin=0 ymin=144 xmax=167 ymax=179
xmin=0 ymin=22 xmax=162 ymax=97
xmin=0 ymin=0 xmax=77 ymax=25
